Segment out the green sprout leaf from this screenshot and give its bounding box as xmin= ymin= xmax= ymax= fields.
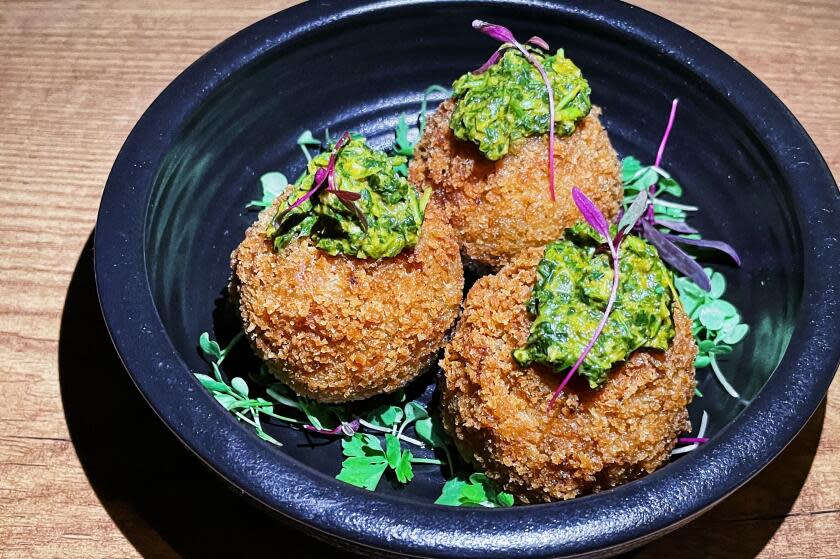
xmin=415 ymin=417 xmax=447 ymax=449
xmin=395 ymin=449 xmax=415 ymax=484
xmin=199 ymin=332 xmax=222 ymax=361
xmin=698 ymin=304 xmax=727 ymax=331
xmin=194 ymin=373 xmax=229 ymax=392
xmin=435 ymin=473 xmax=514 ymax=508
xmin=393 ymin=114 xmax=414 ymax=157
xmin=336 ymin=455 xmax=388 ymax=491
xmin=366 ymin=405 xmax=404 ymax=429
xmin=247 ymin=172 xmax=289 ymax=209
xmin=721 ymin=323 xmax=749 ymax=345
xmin=297 ymin=130 xmax=321 ymax=162
xmin=694 ymin=354 xmax=711 ymax=368
xmin=403 ymin=401 xmax=429 ymax=424
xmin=385 ymin=434 xmax=402 ymax=469
xmin=213 ymin=393 xmax=238 ymax=410
xmin=709 ymin=271 xmax=726 ymax=299
xmin=337 ymin=432 xmax=417 ymax=490
xmin=231 ymin=377 xmax=249 ymax=398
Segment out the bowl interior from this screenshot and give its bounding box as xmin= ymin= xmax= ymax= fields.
xmin=143 ymin=4 xmax=802 ymax=504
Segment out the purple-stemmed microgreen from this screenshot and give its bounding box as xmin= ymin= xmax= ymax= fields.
xmin=304 ymin=418 xmax=361 ymax=437
xmin=677 ymin=437 xmax=709 ymax=443
xmin=274 ymin=131 xmax=368 ymax=231
xmin=472 ymin=20 xmax=558 ymax=201
xmin=663 ymin=235 xmax=742 ymax=266
xmin=547 ymin=188 xmax=623 ymax=410
xmin=642 ymin=220 xmax=712 ymax=290
xmin=647 ymin=99 xmax=679 ymax=221
xmin=622 ymin=99 xmax=740 ymax=291
xmin=672 ymin=410 xmax=709 ymax=455
xmin=548 ymin=186 xmax=654 ymax=409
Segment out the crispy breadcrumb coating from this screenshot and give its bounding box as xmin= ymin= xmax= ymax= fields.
xmin=440 ymin=247 xmax=697 ymax=502
xmin=231 ymin=198 xmax=463 ymax=403
xmin=410 ymin=100 xmax=622 ymax=271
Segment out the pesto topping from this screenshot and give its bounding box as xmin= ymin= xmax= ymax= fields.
xmin=268 ymin=137 xmax=431 ymax=259
xmin=449 ymin=48 xmax=591 ymax=160
xmin=513 ymin=223 xmax=676 ymax=388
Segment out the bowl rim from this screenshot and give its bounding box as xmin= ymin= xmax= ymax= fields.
xmin=94 ymin=0 xmax=840 ymax=557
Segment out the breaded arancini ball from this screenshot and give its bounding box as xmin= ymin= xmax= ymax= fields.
xmin=230 ymin=198 xmax=463 ymax=403
xmin=409 ymin=100 xmax=622 ymax=270
xmin=440 ymin=247 xmax=697 ymax=502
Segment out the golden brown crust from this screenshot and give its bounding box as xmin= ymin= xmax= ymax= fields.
xmin=230 ymin=199 xmax=464 ymax=403
xmin=409 ymin=100 xmax=622 ymax=271
xmin=439 ymin=247 xmax=697 ymax=502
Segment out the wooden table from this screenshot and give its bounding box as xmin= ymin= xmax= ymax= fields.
xmin=1 ymin=1 xmax=838 ymax=557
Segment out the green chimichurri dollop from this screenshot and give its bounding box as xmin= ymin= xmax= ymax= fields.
xmin=268 ymin=137 xmax=431 ymax=259
xmin=512 ymin=223 xmax=676 ymax=388
xmin=449 ymin=48 xmax=591 ymax=160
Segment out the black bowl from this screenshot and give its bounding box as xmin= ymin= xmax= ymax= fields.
xmin=94 ymin=1 xmax=840 ymax=557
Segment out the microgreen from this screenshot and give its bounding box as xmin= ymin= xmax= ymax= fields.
xmin=196 ymin=332 xmax=510 ymax=502
xmin=435 ymin=474 xmax=514 ymax=508
xmin=676 ymin=269 xmax=748 ymax=398
xmin=194 ymin=332 xmax=305 ymax=447
xmin=618 ymin=101 xmax=741 ymax=291
xmin=297 ymin=130 xmax=321 ymax=163
xmin=415 ymin=414 xmax=455 ymax=477
xmin=246 ymin=172 xmax=290 ymax=210
xmin=335 ymin=405 xmax=447 ymax=492
xmin=392 ymin=84 xmax=450 ymax=174
xmin=471 ymin=20 xmax=558 ymax=201
xmin=273 ymin=131 xmax=368 ymax=233
xmin=547 ymin=187 xmax=625 ymax=409
xmin=619 ymin=102 xmax=749 ymax=404
xmin=672 ymin=410 xmax=709 ymax=455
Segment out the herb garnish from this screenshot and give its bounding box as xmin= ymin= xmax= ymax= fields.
xmin=268 ymin=135 xmax=431 ymax=259
xmin=335 ymin=403 xmax=446 ymax=491
xmin=436 ymin=474 xmax=514 ymax=508
xmin=194 ymin=332 xmax=302 ymax=447
xmin=619 ymin=102 xmax=749 ymax=400
xmin=619 ymin=100 xmax=740 ymax=291
xmin=246 ymin=172 xmax=289 ymax=210
xmin=672 ymin=410 xmax=709 ymax=455
xmin=676 ymin=269 xmax=748 ymax=398
xmin=393 ymin=85 xmax=450 ymax=160
xmin=196 ymin=333 xmax=502 ymax=499
xmin=455 ymin=20 xmax=592 ymax=201
xmin=520 ymin=188 xmax=670 ymax=408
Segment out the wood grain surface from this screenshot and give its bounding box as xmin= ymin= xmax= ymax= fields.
xmin=1 ymin=1 xmax=838 ymax=557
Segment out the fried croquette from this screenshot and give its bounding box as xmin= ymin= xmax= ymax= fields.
xmin=230 ymin=198 xmax=464 ymax=403
xmin=440 ymin=247 xmax=697 ymax=502
xmin=409 ymin=100 xmax=622 ymax=271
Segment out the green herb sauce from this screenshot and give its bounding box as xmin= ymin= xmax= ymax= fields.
xmin=513 ymin=223 xmax=676 ymax=387
xmin=449 ymin=48 xmax=591 ymax=160
xmin=268 ymin=137 xmax=431 ymax=259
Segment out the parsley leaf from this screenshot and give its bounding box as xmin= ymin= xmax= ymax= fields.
xmin=336 ymin=434 xmax=389 ymax=491
xmin=337 ymin=432 xmax=417 ymax=490
xmin=365 ymin=405 xmax=404 ymax=429
xmin=435 ymin=474 xmax=514 ymax=508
